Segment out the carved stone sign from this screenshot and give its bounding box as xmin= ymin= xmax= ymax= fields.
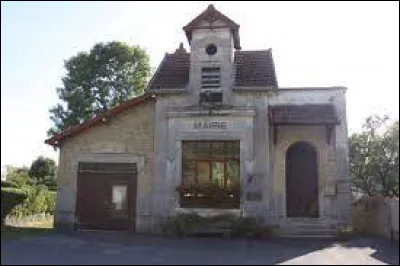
xmin=193 ymin=121 xmax=228 ymax=129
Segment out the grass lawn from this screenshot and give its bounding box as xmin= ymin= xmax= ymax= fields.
xmin=1 ymin=217 xmax=54 ymax=240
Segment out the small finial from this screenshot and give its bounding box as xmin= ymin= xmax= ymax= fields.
xmin=175 ymin=42 xmax=186 ymax=54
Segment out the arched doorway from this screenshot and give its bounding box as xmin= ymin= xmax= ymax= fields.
xmin=286 ymin=141 xmax=319 ymax=218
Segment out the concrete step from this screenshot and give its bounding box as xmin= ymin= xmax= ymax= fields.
xmin=278 ymin=221 xmax=338 ymax=238
xmin=279 ymin=230 xmax=338 ymax=239
xmin=279 ymin=234 xmax=337 ymax=239
xmin=279 ymin=220 xmax=337 ymax=229
xmin=280 ymin=219 xmax=336 ymax=225
xmin=277 ymin=219 xmax=339 ymax=238
xmin=279 ymin=228 xmax=337 ymax=233
xmin=280 ymin=225 xmax=337 ymax=230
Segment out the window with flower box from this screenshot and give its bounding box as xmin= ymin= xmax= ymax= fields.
xmin=179 ymin=141 xmax=240 ymax=209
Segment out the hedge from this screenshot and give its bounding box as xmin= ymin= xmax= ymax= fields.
xmin=160 ymin=213 xmax=273 ymax=238
xmin=1 ymin=180 xmax=19 ymax=188
xmin=1 ymin=186 xmax=56 ymax=224
xmin=1 ymin=188 xmax=27 ymax=224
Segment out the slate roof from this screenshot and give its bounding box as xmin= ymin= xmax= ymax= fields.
xmin=147 ymin=52 xmax=190 ymax=92
xmin=148 ymin=49 xmax=278 ymax=92
xmin=268 ymin=104 xmax=340 ymax=125
xmin=234 ymin=50 xmax=278 ymax=87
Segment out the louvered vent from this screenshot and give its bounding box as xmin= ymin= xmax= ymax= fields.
xmin=201 ymin=67 xmax=221 ymax=89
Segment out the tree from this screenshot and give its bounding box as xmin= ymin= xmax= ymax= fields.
xmin=349 ymin=115 xmax=399 ymax=197
xmin=48 ymin=41 xmax=151 ymax=136
xmin=28 ymin=156 xmax=57 ymax=187
xmin=5 ymin=165 xmax=32 ymax=187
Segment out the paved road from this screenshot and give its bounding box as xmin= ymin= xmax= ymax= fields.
xmin=1 ymin=232 xmax=399 ymax=265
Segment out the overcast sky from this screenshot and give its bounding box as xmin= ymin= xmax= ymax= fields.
xmin=1 ymin=1 xmax=399 ymax=168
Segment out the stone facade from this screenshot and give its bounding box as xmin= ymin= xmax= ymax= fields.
xmin=49 ymin=4 xmax=351 ymax=235
xmin=268 ymin=88 xmax=351 ymax=226
xmin=188 ymin=27 xmax=235 ymax=105
xmin=150 ymin=88 xmax=350 ymax=231
xmin=54 ymin=101 xmax=155 ymax=233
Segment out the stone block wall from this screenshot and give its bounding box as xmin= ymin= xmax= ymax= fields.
xmin=270 ymin=125 xmax=338 ymax=221
xmin=351 ymin=196 xmax=399 ymax=242
xmin=54 ymin=101 xmax=155 ymax=233
xmin=267 ymin=88 xmax=350 ymax=225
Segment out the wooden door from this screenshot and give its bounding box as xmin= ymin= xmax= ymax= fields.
xmin=286 ymin=142 xmax=319 ymax=218
xmin=75 ymin=163 xmax=137 ymax=231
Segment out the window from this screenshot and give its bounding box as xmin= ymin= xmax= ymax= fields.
xmin=180 ymin=141 xmax=240 ymax=209
xmin=201 ymin=67 xmax=221 ymax=89
xmin=205 ymin=44 xmax=217 ymax=55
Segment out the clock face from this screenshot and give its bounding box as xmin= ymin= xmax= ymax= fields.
xmin=206 ymin=44 xmax=217 ymax=55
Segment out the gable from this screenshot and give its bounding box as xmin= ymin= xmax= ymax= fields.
xmin=45 ymin=94 xmax=155 ymax=146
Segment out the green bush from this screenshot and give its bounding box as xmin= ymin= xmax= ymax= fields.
xmin=160 ymin=213 xmax=272 ymax=238
xmin=1 ymin=186 xmax=56 ymax=222
xmin=46 ymin=191 xmax=56 ymax=214
xmin=336 ymin=224 xmax=360 ymax=241
xmin=1 ymin=188 xmax=27 ymax=224
xmin=1 ymin=180 xmax=18 ymax=188
xmin=43 ymin=176 xmax=57 ymax=191
xmin=161 ymin=213 xmax=203 ymax=236
xmin=231 ymin=217 xmax=272 ymax=238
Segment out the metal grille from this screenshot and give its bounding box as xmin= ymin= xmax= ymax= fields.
xmin=78 ymin=162 xmax=137 ymax=174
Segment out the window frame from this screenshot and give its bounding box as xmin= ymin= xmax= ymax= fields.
xmin=180 ymin=141 xmax=240 ymax=209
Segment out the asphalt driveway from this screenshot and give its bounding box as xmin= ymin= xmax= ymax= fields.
xmin=1 ymin=232 xmax=399 ymax=265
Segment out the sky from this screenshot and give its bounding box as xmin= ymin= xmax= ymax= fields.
xmin=1 ymin=1 xmax=399 ymax=169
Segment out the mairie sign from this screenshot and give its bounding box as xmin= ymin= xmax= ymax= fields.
xmin=193 ymin=121 xmax=228 ymax=129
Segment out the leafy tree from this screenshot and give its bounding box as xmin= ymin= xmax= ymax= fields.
xmin=43 ymin=175 xmax=57 ymax=191
xmin=48 ymin=41 xmax=151 ymax=136
xmin=5 ymin=165 xmax=33 ymax=187
xmin=28 ymin=156 xmax=56 ymax=179
xmin=28 ymin=156 xmax=57 ymax=185
xmin=349 ymin=115 xmax=399 ymax=197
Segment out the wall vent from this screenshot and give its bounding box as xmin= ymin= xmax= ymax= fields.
xmin=201 ymin=67 xmax=221 ymax=89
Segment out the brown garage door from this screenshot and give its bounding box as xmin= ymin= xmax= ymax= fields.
xmin=75 ymin=162 xmax=137 ymax=232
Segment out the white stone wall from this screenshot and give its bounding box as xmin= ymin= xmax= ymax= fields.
xmin=188 ymin=26 xmax=235 ymax=105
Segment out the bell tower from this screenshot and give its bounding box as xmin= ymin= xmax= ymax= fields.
xmin=183 ymin=4 xmax=241 ymax=105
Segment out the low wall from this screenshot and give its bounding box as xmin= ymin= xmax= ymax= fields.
xmin=350 ymin=196 xmax=399 ymax=242
xmin=389 ymin=198 xmax=399 ymax=242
